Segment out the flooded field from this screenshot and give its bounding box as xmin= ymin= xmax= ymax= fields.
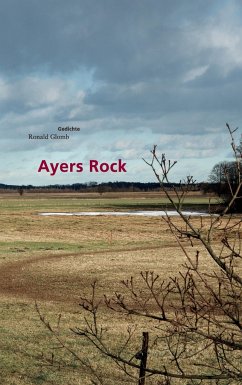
xmin=40 ymin=210 xmax=210 ymax=217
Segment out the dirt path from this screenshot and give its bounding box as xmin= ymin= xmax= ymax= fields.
xmin=0 ymin=244 xmax=173 ymax=302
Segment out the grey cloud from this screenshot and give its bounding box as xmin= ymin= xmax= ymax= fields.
xmin=0 ymin=0 xmax=219 ymax=79
xmin=84 ymin=76 xmax=242 ymax=121
xmin=1 ymin=1 xmax=242 ymax=119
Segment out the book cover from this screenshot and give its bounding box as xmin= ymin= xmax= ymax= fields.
xmin=0 ymin=1 xmax=241 ymax=384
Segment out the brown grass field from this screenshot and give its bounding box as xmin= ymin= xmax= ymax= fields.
xmin=0 ymin=191 xmax=240 ymax=384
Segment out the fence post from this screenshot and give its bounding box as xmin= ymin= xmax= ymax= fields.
xmin=138 ymin=332 xmax=149 ymax=385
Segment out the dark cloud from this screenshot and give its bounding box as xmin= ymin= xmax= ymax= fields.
xmin=1 ymin=1 xmax=242 ymax=116
xmin=0 ymin=0 xmax=216 ymax=78
xmin=84 ymin=76 xmax=242 ymax=120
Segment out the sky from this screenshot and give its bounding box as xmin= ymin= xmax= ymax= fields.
xmin=0 ymin=0 xmax=242 ymax=185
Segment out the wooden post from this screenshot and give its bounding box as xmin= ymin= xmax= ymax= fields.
xmin=138 ymin=332 xmax=149 ymax=385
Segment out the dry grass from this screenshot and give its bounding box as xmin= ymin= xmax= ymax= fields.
xmin=0 ymin=192 xmax=239 ymax=384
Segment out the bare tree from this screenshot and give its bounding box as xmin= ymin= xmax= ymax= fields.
xmin=38 ymin=124 xmax=242 ymax=384
xmin=18 ymin=186 xmax=24 ymax=196
xmin=208 ymin=161 xmax=241 ymax=204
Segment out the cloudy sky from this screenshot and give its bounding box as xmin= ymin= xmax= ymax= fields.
xmin=0 ymin=0 xmax=242 ymax=185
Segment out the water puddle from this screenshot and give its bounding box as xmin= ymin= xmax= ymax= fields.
xmin=39 ymin=210 xmax=210 ymax=217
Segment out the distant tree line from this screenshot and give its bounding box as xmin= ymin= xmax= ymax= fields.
xmin=0 ymin=181 xmax=201 ymax=193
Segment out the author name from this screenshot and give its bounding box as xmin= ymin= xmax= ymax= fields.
xmin=29 ymin=134 xmax=69 ymax=140
xmin=38 ymin=159 xmax=127 ymax=175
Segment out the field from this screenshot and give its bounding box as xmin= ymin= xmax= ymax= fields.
xmin=0 ymin=191 xmax=236 ymax=384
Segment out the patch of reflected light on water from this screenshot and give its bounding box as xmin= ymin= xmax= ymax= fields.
xmin=39 ymin=211 xmax=210 ymax=217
